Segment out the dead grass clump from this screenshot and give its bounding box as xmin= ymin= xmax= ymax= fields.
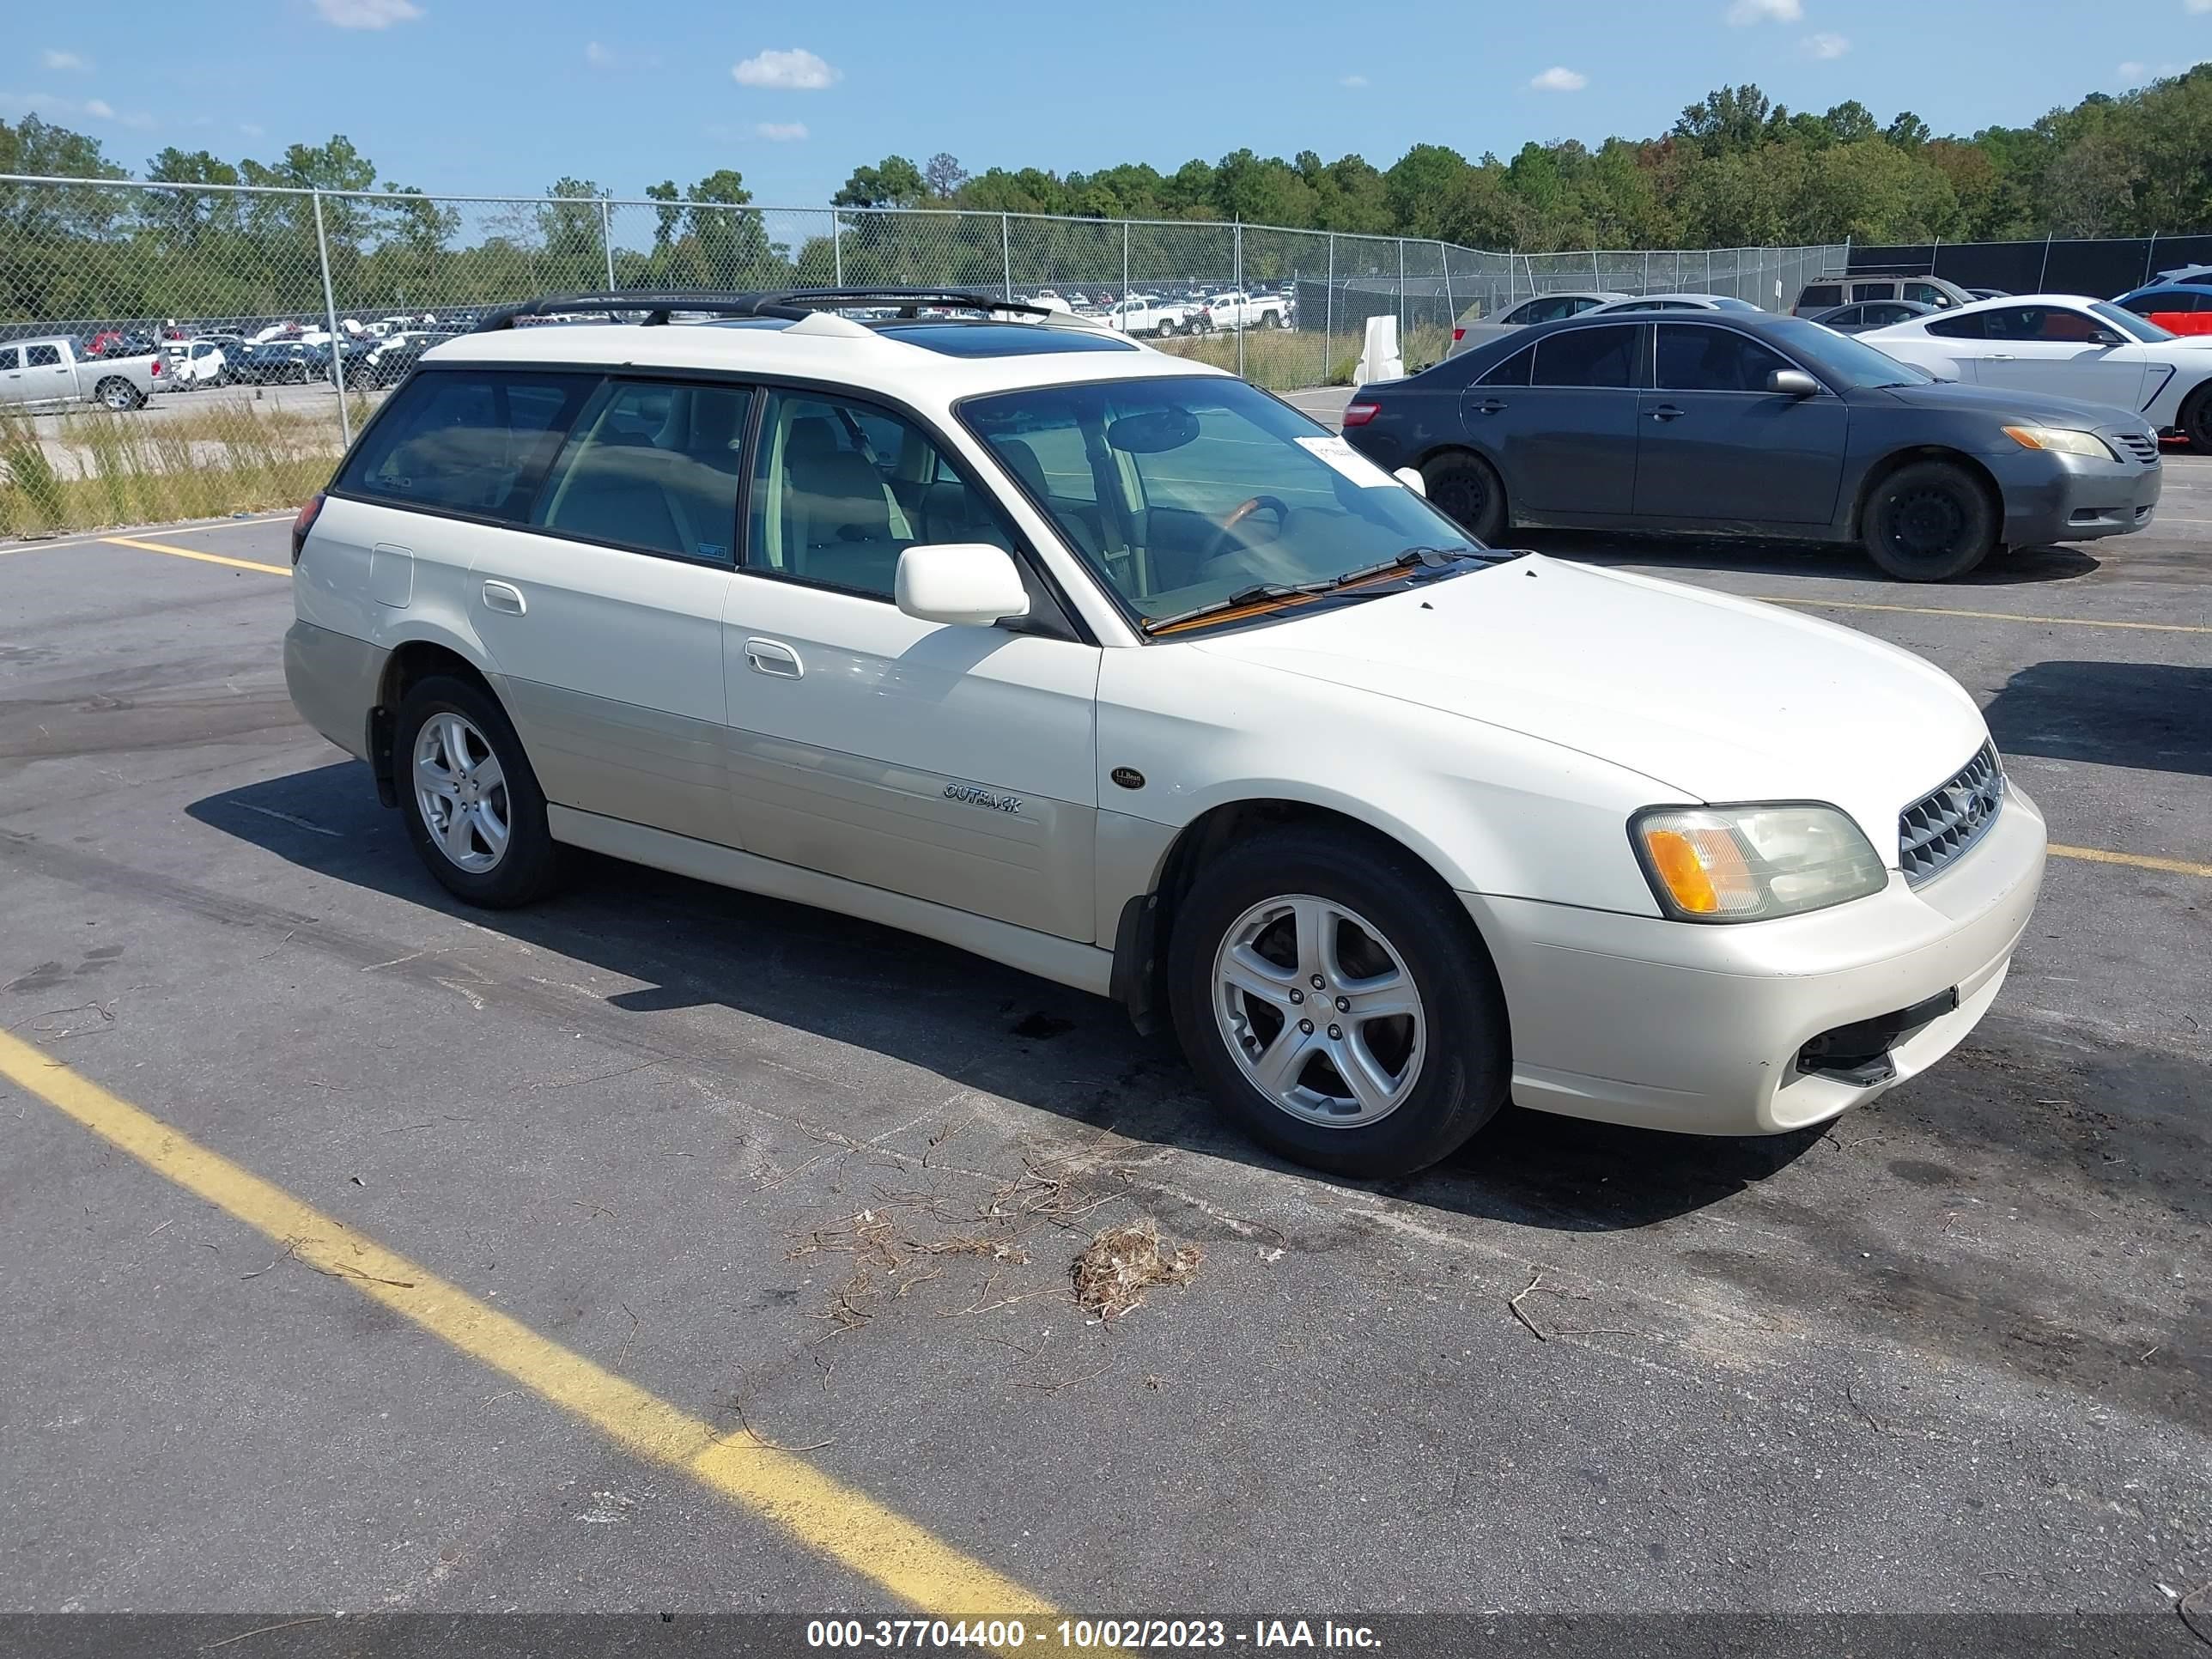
xmin=1073 ymin=1221 xmax=1200 ymax=1321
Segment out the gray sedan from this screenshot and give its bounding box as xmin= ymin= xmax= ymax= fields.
xmin=1448 ymin=290 xmax=1626 ymax=357
xmin=1583 ymin=292 xmax=1761 ymax=314
xmin=1340 ymin=310 xmax=2160 ymax=581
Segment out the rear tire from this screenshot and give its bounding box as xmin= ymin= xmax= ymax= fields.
xmin=1167 ymin=824 xmax=1509 ymax=1179
xmin=1861 ymin=459 xmax=1996 ymax=581
xmin=95 ymin=377 xmax=140 ymax=412
xmin=394 ymin=674 xmax=564 ymax=908
xmin=1420 ymin=449 xmax=1508 ymax=544
xmin=2179 ymin=385 xmax=2212 ymax=454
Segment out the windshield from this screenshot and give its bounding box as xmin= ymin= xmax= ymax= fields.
xmin=1765 ymin=316 xmax=1936 ymax=387
xmin=961 ymin=375 xmax=1480 ymax=629
xmin=2091 ymin=301 xmax=2174 ymax=343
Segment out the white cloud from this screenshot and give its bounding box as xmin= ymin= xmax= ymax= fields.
xmin=0 ymin=89 xmax=149 ymax=126
xmin=755 ymin=121 xmax=808 ymax=141
xmin=585 ymin=40 xmax=613 ymax=67
xmin=1529 ymin=65 xmax=1588 ymax=91
xmin=2188 ymin=0 xmax=2211 ymax=15
xmin=239 ymin=121 xmax=265 ymax=137
xmin=311 ymin=0 xmax=424 ymax=29
xmin=1802 ymin=31 xmax=1850 ymax=58
xmin=731 ymin=47 xmax=839 ymax=89
xmin=40 ymin=48 xmax=91 ymax=72
xmin=1340 ymin=73 xmax=1369 ymax=87
xmin=1727 ymin=0 xmax=1802 ymax=22
xmin=2118 ymin=59 xmax=2149 ymax=76
xmin=83 ymin=97 xmax=114 ymax=117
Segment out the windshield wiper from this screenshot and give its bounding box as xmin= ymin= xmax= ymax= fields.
xmin=1139 ymin=548 xmax=1491 ymax=635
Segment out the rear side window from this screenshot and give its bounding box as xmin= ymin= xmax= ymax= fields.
xmin=337 ymin=369 xmax=596 ymax=520
xmin=1532 ymin=325 xmax=1642 ymax=388
xmin=2118 ymin=294 xmax=2164 ymax=315
xmin=533 ymin=380 xmax=751 ymax=564
xmin=1797 ymin=283 xmax=1843 ymax=310
xmin=1476 ymin=346 xmax=1532 ymax=386
xmin=1850 ymin=282 xmax=1894 ymax=303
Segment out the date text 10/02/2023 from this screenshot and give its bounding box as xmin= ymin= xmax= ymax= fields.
xmin=805 ymin=1619 xmax=1382 ymax=1650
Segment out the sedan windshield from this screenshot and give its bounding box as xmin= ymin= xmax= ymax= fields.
xmin=961 ymin=375 xmax=1483 ymax=629
xmin=2091 ymin=301 xmax=2175 ymax=343
xmin=1763 ymin=317 xmax=1936 ymax=388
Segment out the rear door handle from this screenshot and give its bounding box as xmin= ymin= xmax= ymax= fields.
xmin=744 ymin=637 xmax=803 ymax=678
xmin=481 ymin=580 xmax=526 ymax=615
xmin=1470 ymin=398 xmax=1509 ymax=415
xmin=1648 ymin=404 xmax=1686 ymax=422
xmin=1985 ymin=353 xmax=2015 ymax=361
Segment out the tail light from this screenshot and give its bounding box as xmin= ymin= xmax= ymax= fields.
xmin=290 ymin=493 xmax=325 ymax=566
xmin=149 ymin=358 xmax=162 ymax=375
xmin=1452 ymin=328 xmax=1465 ymax=343
xmin=1340 ymin=403 xmax=1379 ymax=428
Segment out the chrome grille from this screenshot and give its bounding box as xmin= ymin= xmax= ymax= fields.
xmin=2113 ymin=430 xmax=2160 ymax=465
xmin=1899 ymin=742 xmax=2005 ymax=884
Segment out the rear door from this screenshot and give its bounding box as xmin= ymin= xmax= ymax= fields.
xmin=1633 ymin=324 xmax=1847 ymax=526
xmin=1482 ymin=323 xmax=1644 ymax=516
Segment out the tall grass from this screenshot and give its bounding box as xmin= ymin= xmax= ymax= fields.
xmin=0 ymin=398 xmax=346 ymax=538
xmin=1151 ymin=323 xmax=1455 ymax=389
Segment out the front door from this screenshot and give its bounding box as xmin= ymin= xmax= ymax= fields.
xmin=724 ymin=388 xmax=1101 ymax=942
xmin=22 ymin=343 xmax=76 ymax=406
xmin=1633 ymin=324 xmax=1849 ymax=525
xmin=1951 ymin=305 xmax=2152 ymax=412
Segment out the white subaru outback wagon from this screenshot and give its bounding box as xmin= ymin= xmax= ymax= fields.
xmin=283 ymin=288 xmax=2047 ymax=1178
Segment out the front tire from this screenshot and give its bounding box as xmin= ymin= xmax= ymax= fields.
xmin=395 ymin=674 xmax=563 ymax=908
xmin=1420 ymin=449 xmax=1508 ymax=544
xmin=1862 ymin=459 xmax=1996 ymax=581
xmin=1167 ymin=824 xmax=1509 ymax=1178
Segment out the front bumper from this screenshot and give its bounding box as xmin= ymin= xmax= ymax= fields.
xmin=1463 ymin=781 xmax=2046 ymax=1136
xmin=1991 ymin=443 xmax=2160 ymax=545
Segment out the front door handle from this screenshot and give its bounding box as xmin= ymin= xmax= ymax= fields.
xmin=1648 ymin=404 xmax=1686 ymax=422
xmin=1985 ymin=353 xmax=2016 ymax=361
xmin=744 ymin=637 xmax=803 ymax=678
xmin=481 ymin=580 xmax=526 ymax=615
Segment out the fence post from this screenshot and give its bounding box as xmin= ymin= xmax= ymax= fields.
xmin=1121 ymin=221 xmax=1131 ymax=311
xmin=2038 ymin=234 xmax=2053 ymax=291
xmin=1395 ymin=236 xmax=1406 ymax=354
xmin=1705 ymin=248 xmax=1712 ymax=292
xmin=833 ymin=210 xmax=844 ymax=286
xmin=310 ymin=189 xmax=350 ymax=449
xmin=1001 ymin=213 xmax=1012 ymax=301
xmin=599 ymin=197 xmax=617 ymax=290
xmin=1593 ymin=247 xmax=1601 ymax=288
xmin=2144 ymin=232 xmax=2158 ymax=288
xmin=1437 ymin=240 xmax=1453 ymax=363
xmin=1236 ymin=220 xmax=1247 ymax=380
xmin=1325 ymin=232 xmax=1335 ymax=386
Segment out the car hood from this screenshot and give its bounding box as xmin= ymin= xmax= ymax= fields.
xmin=1192 ymin=556 xmax=1988 ymax=856
xmin=1872 ymin=378 xmax=2154 ymax=428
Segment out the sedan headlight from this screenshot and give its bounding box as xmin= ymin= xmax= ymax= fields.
xmin=1631 ymin=804 xmax=1887 ymax=922
xmin=2002 ymin=425 xmax=2118 ymax=461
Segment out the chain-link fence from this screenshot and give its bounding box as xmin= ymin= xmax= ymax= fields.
xmin=0 ymin=171 xmax=1845 ymax=534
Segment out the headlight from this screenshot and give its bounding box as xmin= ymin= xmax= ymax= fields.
xmin=1631 ymin=804 xmax=1887 ymax=922
xmin=2002 ymin=425 xmax=2118 ymax=461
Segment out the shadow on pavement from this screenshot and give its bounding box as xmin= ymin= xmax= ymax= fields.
xmin=187 ymin=761 xmax=1820 ymax=1237
xmin=1984 ymin=660 xmax=2212 ymax=778
xmin=1532 ymin=531 xmax=2100 ymax=587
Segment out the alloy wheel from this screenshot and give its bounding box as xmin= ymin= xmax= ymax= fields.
xmin=412 ymin=711 xmax=511 ymax=873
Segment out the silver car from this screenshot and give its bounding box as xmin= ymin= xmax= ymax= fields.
xmin=1583 ymin=293 xmax=1763 ymax=315
xmin=1448 ymin=290 xmax=1626 ymax=357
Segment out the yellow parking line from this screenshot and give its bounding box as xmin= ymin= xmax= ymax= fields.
xmin=2050 ymin=843 xmax=2212 ymax=878
xmin=0 ymin=515 xmax=292 ymax=556
xmin=102 ymin=534 xmax=290 ymax=577
xmin=1755 ymin=595 xmax=2212 ymax=635
xmin=0 ymin=1027 xmax=1066 ymax=1630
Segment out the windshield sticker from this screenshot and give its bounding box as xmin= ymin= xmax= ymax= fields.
xmin=1296 ymin=434 xmax=1398 ymax=488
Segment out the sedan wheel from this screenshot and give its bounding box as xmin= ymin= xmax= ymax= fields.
xmin=1420 ymin=450 xmax=1508 ymax=544
xmin=1862 ymin=459 xmax=1996 ymax=581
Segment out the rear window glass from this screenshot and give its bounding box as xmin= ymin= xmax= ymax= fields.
xmin=1797 ymin=284 xmax=1844 ymax=309
xmin=1477 ymin=346 xmax=1532 ymax=386
xmin=1532 ymin=325 xmax=1641 ymax=388
xmin=337 ymin=369 xmax=596 ymax=520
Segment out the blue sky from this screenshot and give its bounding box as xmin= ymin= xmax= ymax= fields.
xmin=4 ymin=0 xmax=2208 ymax=207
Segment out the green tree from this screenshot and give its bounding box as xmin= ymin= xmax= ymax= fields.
xmin=833 ymin=155 xmax=927 ymax=209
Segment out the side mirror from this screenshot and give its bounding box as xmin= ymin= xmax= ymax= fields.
xmin=1394 ymin=466 xmax=1428 ymax=497
xmin=1766 ymin=368 xmax=1821 ymax=398
xmin=2088 ymin=330 xmax=2124 ymax=347
xmin=895 ymin=544 xmax=1031 ymax=629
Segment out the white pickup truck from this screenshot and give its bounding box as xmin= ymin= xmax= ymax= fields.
xmin=1201 ymin=289 xmax=1290 ymax=331
xmin=1 ymin=336 xmax=161 ymax=410
xmin=1103 ymin=295 xmax=1203 ymax=337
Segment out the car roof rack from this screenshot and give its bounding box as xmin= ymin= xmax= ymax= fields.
xmin=474 ymin=289 xmax=1052 ymax=331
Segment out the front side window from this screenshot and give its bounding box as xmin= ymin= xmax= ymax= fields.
xmin=336 ymin=368 xmax=597 ymax=520
xmin=532 ymin=380 xmax=750 ymax=563
xmin=1903 ymin=283 xmax=1945 ymax=306
xmin=962 ymin=374 xmax=1482 ymax=629
xmin=1655 ymin=325 xmax=1796 ymax=392
xmin=26 ymin=344 xmax=61 ymax=367
xmin=0 ymin=348 xmax=18 ymax=371
xmin=1532 ymin=324 xmax=1643 ymax=388
xmin=748 ymin=390 xmax=1014 ymax=600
